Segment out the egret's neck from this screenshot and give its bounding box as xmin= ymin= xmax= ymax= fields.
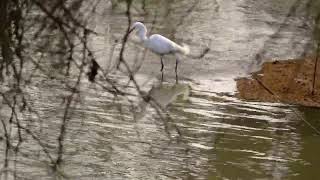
xmin=137 ymin=26 xmax=148 ymax=42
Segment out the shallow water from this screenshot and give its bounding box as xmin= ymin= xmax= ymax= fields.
xmin=1 ymin=0 xmax=320 ymax=179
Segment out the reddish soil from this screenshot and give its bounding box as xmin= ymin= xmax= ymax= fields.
xmin=236 ymin=57 xmax=320 ymax=107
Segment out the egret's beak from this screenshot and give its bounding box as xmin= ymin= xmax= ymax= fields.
xmin=128 ymin=27 xmax=135 ymax=34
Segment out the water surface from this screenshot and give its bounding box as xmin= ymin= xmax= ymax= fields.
xmin=1 ymin=0 xmax=320 ymax=179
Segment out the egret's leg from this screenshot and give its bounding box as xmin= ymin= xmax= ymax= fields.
xmin=175 ymin=58 xmax=179 ymax=84
xmin=160 ymin=56 xmax=164 ymax=82
xmin=160 ymin=56 xmax=164 ymax=72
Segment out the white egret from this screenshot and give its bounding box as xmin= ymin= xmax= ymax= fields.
xmin=129 ymin=22 xmax=190 ymax=83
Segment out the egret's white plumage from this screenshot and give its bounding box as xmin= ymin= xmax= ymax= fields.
xmin=130 ymin=22 xmax=189 ymax=55
xmin=147 ymin=34 xmax=190 ymax=55
xmin=129 ymin=22 xmax=189 ymax=82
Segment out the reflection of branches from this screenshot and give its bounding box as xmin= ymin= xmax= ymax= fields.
xmin=0 ymin=92 xmax=55 ymax=163
xmin=0 ymin=114 xmax=10 ymax=178
xmin=249 ymin=0 xmax=308 ymax=71
xmin=54 ymin=29 xmax=89 ymax=170
xmin=252 ymin=74 xmax=320 ymax=135
xmin=0 ymin=0 xmax=188 ymax=178
xmin=1 ymin=0 xmax=102 ymax=177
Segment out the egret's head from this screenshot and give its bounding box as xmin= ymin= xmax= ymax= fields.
xmin=129 ymin=22 xmax=146 ymax=34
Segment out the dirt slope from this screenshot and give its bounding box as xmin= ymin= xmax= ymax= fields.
xmin=236 ymin=57 xmax=320 ymax=107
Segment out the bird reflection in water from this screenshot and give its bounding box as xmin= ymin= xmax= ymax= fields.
xmin=135 ymin=83 xmax=190 ymax=120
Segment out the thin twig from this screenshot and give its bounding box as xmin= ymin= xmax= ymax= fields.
xmin=312 ymin=42 xmax=319 ymax=95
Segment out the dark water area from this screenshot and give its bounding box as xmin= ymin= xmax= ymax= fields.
xmin=1 ymin=0 xmax=320 ymax=179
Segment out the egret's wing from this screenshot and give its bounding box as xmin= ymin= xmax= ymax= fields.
xmin=148 ymin=34 xmax=189 ymax=55
xmin=148 ymin=34 xmax=176 ymax=54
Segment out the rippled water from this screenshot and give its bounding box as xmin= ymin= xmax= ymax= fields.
xmin=1 ymin=0 xmax=320 ymax=179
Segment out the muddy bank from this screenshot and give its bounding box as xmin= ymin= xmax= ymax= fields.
xmin=236 ymin=57 xmax=320 ymax=107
